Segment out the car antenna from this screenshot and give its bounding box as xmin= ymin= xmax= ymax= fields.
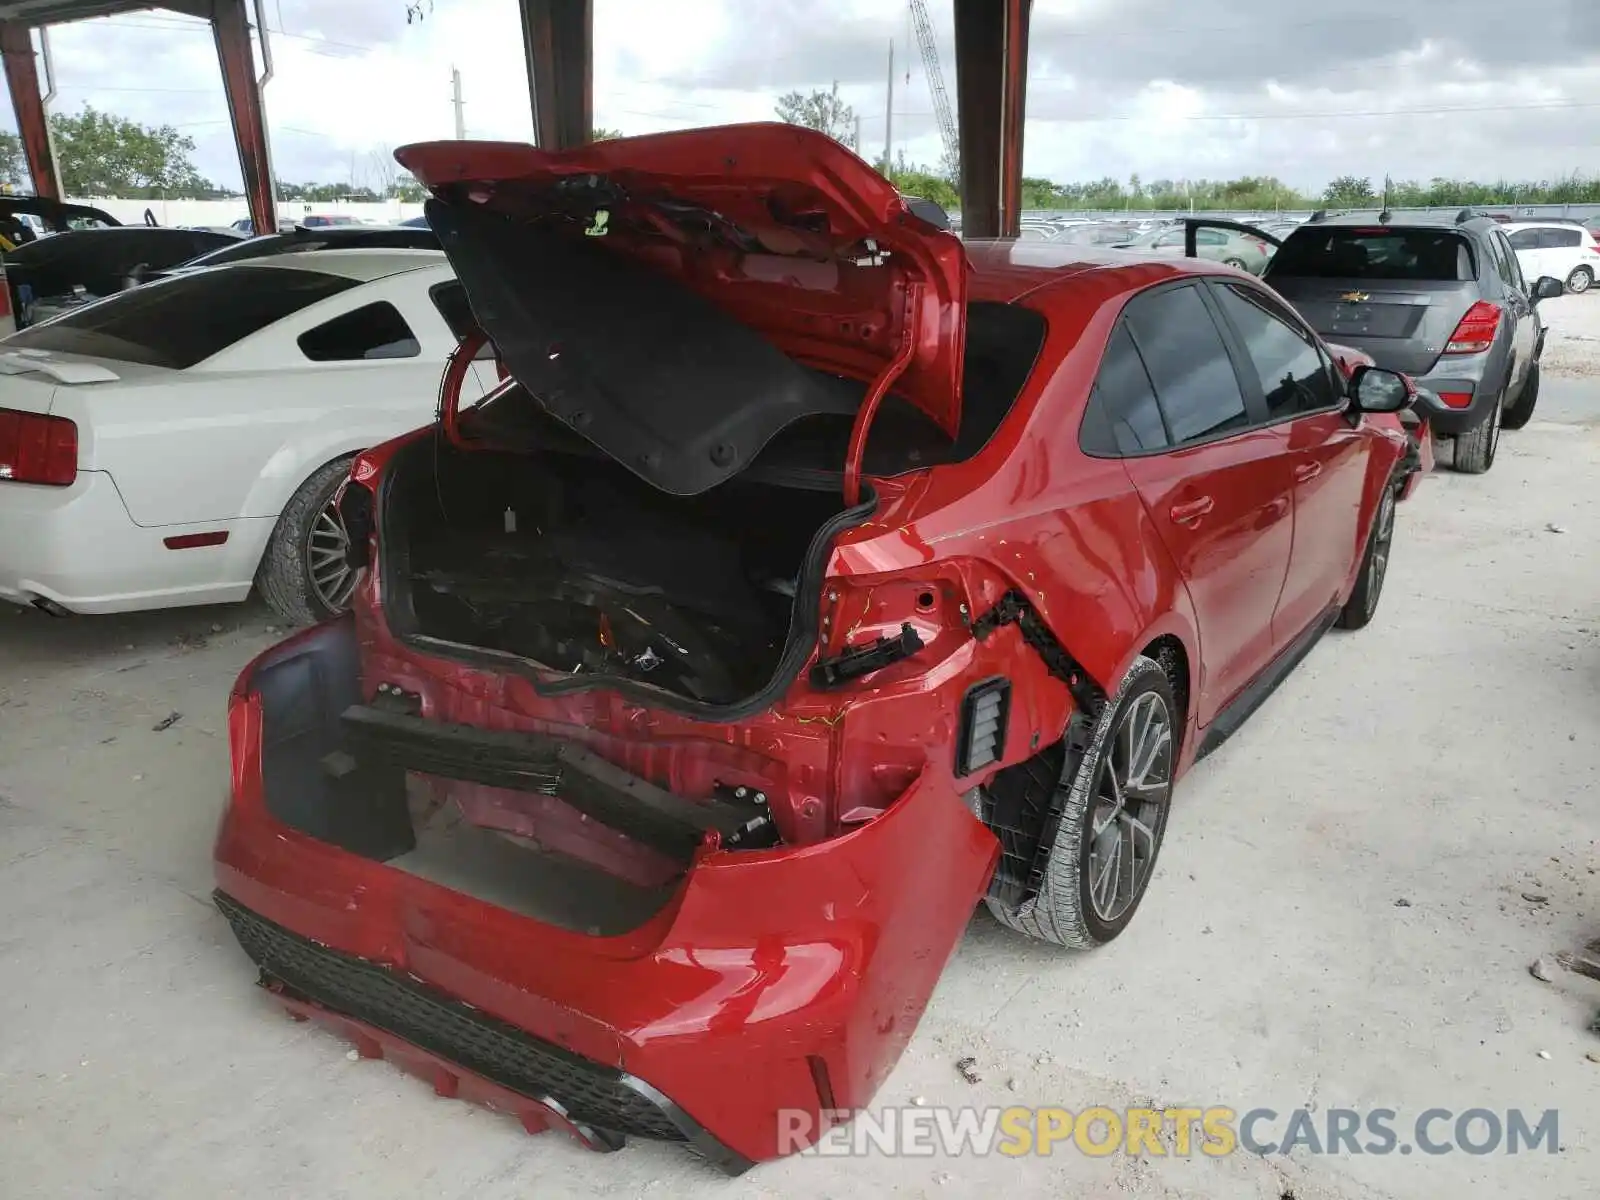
xmin=1308 ymin=208 xmax=1326 ymax=223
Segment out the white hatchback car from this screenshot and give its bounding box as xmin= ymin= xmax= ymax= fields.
xmin=1503 ymin=221 xmax=1600 ymax=294
xmin=0 ymin=248 xmax=491 ymax=623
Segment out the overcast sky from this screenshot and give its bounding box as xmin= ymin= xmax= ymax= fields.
xmin=2 ymin=0 xmax=1597 ymax=197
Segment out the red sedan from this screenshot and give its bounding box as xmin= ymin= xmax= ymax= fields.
xmin=213 ymin=124 xmax=1426 ymax=1172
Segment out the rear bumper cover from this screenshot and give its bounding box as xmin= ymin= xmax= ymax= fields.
xmin=1410 ymin=374 xmax=1491 ymax=435
xmin=213 ymin=617 xmax=998 ymax=1169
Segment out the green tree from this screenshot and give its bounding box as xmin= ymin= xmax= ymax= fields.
xmin=0 ymin=130 xmax=25 ymax=190
xmin=49 ymin=105 xmax=215 ymax=198
xmin=591 ymin=127 xmax=624 ymax=141
xmin=885 ymin=161 xmax=959 ymax=210
xmin=774 ymin=82 xmax=857 ymax=151
xmin=1323 ymin=175 xmax=1376 ymax=207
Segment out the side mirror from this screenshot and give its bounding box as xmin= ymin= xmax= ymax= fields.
xmin=1533 ymin=275 xmax=1564 ymax=302
xmin=1349 ymin=365 xmax=1413 ymax=414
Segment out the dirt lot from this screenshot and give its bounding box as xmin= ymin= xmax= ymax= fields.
xmin=3 ymin=393 xmax=1598 ymax=1198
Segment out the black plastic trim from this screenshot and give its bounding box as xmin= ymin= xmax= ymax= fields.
xmin=1196 ymin=605 xmax=1339 ymax=761
xmin=955 ymin=676 xmax=1012 ymax=777
xmin=339 ymin=704 xmax=762 ymax=859
xmin=214 ymin=892 xmax=755 ymax=1176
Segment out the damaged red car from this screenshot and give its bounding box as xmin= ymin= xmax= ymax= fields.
xmin=212 ymin=124 xmax=1427 ymax=1172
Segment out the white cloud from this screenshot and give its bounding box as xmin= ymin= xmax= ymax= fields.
xmin=0 ymin=0 xmax=1596 ymax=198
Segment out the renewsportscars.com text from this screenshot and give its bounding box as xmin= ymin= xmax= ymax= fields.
xmin=779 ymin=1105 xmax=1561 ymax=1158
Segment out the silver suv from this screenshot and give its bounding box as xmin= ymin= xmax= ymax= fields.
xmin=1263 ymin=211 xmax=1562 ymax=474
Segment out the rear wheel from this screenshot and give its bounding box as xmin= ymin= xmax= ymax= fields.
xmin=255 ymin=457 xmax=358 ymax=625
xmin=1500 ymin=361 xmax=1540 ymax=431
xmin=1223 ymin=256 xmax=1248 ymax=270
xmin=987 ymin=656 xmax=1176 ymax=949
xmin=1452 ymin=390 xmax=1501 ymax=474
xmin=1566 ymin=266 xmax=1592 ymax=294
xmin=1337 ymin=479 xmax=1397 ymax=630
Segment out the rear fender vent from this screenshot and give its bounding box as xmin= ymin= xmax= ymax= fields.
xmin=956 ymin=677 xmax=1011 ymax=777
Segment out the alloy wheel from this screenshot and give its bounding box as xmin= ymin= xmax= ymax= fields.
xmin=1365 ymin=487 xmax=1397 ymax=618
xmin=1568 ymin=267 xmax=1592 ymax=294
xmin=307 ymin=499 xmax=356 ymax=613
xmin=1085 ymin=692 xmax=1174 ymax=923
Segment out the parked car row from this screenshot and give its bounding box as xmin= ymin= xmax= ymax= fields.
xmin=0 ymin=124 xmax=1564 ymax=1174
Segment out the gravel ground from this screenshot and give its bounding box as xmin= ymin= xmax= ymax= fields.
xmin=2 ymin=413 xmax=1598 ymax=1199
xmin=1535 ymin=293 xmax=1600 ymax=379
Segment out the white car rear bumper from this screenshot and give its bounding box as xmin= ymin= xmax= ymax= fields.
xmin=0 ymin=472 xmax=264 ymax=614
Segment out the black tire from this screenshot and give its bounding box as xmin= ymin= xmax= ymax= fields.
xmin=1566 ymin=266 xmax=1592 ymax=294
xmin=1500 ymin=361 xmax=1540 ymax=431
xmin=987 ymin=656 xmax=1177 ymax=949
xmin=1451 ymin=390 xmax=1501 ymax=474
xmin=1336 ymin=478 xmax=1397 ymax=630
xmin=255 ymin=456 xmax=357 ymax=625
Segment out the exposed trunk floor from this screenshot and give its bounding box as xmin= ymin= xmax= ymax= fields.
xmin=389 ymin=798 xmax=677 ymax=937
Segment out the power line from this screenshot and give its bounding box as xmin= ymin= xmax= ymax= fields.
xmin=1061 ymin=98 xmax=1600 ymax=123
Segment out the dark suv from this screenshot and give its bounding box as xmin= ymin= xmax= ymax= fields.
xmin=1263 ymin=211 xmax=1563 ymax=473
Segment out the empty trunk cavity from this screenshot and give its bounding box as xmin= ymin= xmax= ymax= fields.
xmin=379 ymin=434 xmax=867 ymax=709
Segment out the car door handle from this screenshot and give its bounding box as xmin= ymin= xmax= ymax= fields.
xmin=1294 ymin=462 xmax=1323 ymax=483
xmin=1169 ymin=496 xmax=1215 ymax=526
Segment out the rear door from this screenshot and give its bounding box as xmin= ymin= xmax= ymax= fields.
xmin=1263 ymin=225 xmax=1480 ymax=375
xmin=1484 ymin=229 xmax=1536 ymax=395
xmin=1206 ymin=279 xmax=1366 ymax=641
xmin=1106 ymin=282 xmax=1295 ymax=724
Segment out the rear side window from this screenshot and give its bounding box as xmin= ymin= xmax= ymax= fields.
xmin=1488 ymin=231 xmax=1522 ymax=291
xmin=298 ymin=301 xmax=420 ymax=361
xmin=1213 ymin=283 xmax=1338 ymax=418
xmin=3 ymin=266 xmax=358 ymax=368
xmin=1540 ymin=228 xmax=1583 ymax=248
xmin=1124 ymin=284 xmax=1249 ymax=445
xmin=1083 ymin=325 xmax=1168 ymax=455
xmin=1269 ymin=228 xmax=1476 ymax=282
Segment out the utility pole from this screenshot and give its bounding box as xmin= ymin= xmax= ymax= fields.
xmin=854 ymin=112 xmax=862 ymax=155
xmin=451 ymin=67 xmax=465 ymax=140
xmin=882 ymin=40 xmax=894 ymax=172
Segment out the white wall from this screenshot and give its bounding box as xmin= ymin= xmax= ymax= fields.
xmin=70 ymin=196 xmax=427 ymax=228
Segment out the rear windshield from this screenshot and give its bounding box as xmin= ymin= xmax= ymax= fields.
xmin=178 ymin=228 xmax=438 ymax=269
xmin=4 ymin=266 xmax=358 ymax=368
xmin=467 ymin=300 xmax=1048 ymax=480
xmin=1269 ymin=227 xmax=1476 ymax=281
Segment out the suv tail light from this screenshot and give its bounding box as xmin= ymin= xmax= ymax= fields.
xmin=1444 ymin=301 xmax=1502 ymax=355
xmin=0 ymin=407 xmax=77 ymax=486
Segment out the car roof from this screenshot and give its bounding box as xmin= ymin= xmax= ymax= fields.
xmin=1299 ymin=211 xmax=1495 ymax=232
xmin=1501 ymin=220 xmax=1585 ymax=230
xmin=233 ymin=247 xmax=450 ymax=282
xmin=962 ymin=239 xmax=1226 ymax=305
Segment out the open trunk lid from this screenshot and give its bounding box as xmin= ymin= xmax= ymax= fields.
xmin=395 ymin=123 xmax=967 ymax=496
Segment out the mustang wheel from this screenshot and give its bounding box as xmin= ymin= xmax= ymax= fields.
xmin=1337 ymin=477 xmax=1397 ymax=630
xmin=256 ymin=456 xmax=358 ymax=624
xmin=987 ymin=655 xmax=1176 ymax=949
xmin=1566 ymin=266 xmax=1592 ymax=294
xmin=1500 ymin=361 xmax=1540 ymax=431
